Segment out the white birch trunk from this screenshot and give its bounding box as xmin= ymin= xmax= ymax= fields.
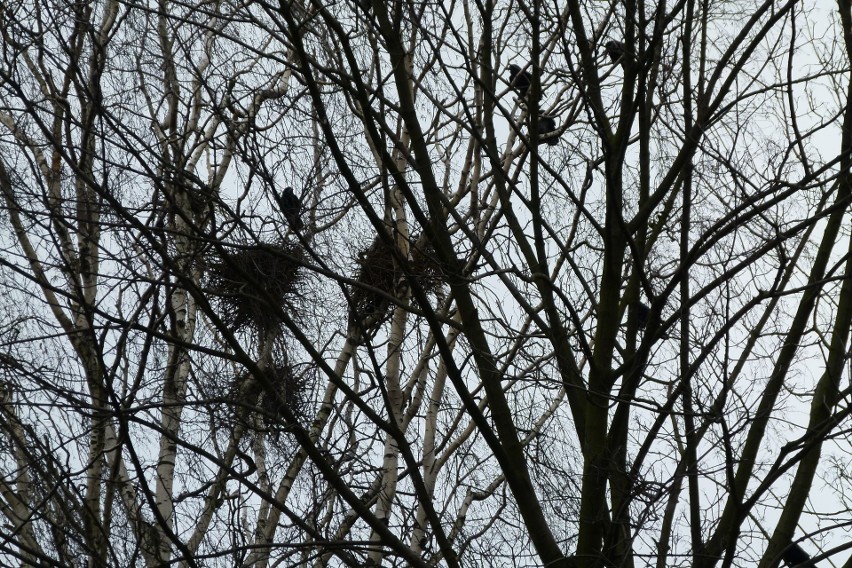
xmin=244 ymin=334 xmax=358 ymax=568
xmin=410 ymin=324 xmax=458 ymax=553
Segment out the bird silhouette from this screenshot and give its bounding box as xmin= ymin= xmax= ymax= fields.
xmin=508 ymin=64 xmax=532 ymax=98
xmin=537 ymin=115 xmax=559 ymax=146
xmin=630 ymin=301 xmax=650 ymax=330
xmin=605 ymin=40 xmax=626 ymax=64
xmin=274 ymin=186 xmax=303 ymax=231
xmin=781 ymin=543 xmax=813 ymax=567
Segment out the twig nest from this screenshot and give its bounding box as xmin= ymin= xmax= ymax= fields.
xmin=248 ymin=363 xmax=312 ymax=432
xmin=226 ymin=362 xmax=313 ymax=440
xmin=207 ymin=241 xmax=304 ymax=332
xmin=349 ymin=235 xmax=443 ymax=331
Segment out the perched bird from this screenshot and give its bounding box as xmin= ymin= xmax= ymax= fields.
xmin=537 ymin=115 xmax=559 ymax=146
xmin=605 ymin=40 xmax=626 ymax=64
xmin=630 ymin=301 xmax=650 ymax=330
xmin=781 ymin=543 xmax=813 ymax=567
xmin=274 ymin=186 xmax=303 ymax=231
xmin=508 ymin=64 xmax=532 ymax=97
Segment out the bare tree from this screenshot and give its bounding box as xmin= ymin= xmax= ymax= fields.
xmin=1 ymin=0 xmax=851 ymax=567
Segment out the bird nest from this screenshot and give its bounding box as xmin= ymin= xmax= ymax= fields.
xmin=230 ymin=363 xmax=313 ymax=439
xmin=349 ymin=235 xmax=443 ymax=329
xmin=207 ymin=241 xmax=304 ymax=332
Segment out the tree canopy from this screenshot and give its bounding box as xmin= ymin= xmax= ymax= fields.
xmin=1 ymin=1 xmax=851 ymax=567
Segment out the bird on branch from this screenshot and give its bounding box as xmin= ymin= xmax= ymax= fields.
xmin=538 ymin=115 xmax=560 ymax=146
xmin=781 ymin=543 xmax=814 ymax=567
xmin=508 ymin=64 xmax=533 ymax=98
xmin=274 ymin=186 xmax=304 ymax=231
xmin=605 ymin=40 xmax=626 ymax=64
xmin=631 ymin=301 xmax=650 ymax=330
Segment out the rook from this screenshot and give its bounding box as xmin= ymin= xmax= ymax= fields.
xmin=781 ymin=543 xmax=812 ymax=567
xmin=274 ymin=186 xmax=304 ymax=231
xmin=605 ymin=40 xmax=626 ymax=64
xmin=630 ymin=301 xmax=650 ymax=330
xmin=537 ymin=115 xmax=559 ymax=146
xmin=508 ymin=64 xmax=532 ymax=98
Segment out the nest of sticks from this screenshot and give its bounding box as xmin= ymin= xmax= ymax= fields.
xmin=349 ymin=234 xmax=442 ymax=330
xmin=233 ymin=362 xmax=312 ymax=437
xmin=216 ymin=363 xmax=313 ymax=439
xmin=207 ymin=241 xmax=304 ymax=332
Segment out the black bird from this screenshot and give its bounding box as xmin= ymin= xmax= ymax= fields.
xmin=781 ymin=543 xmax=813 ymax=567
xmin=537 ymin=115 xmax=559 ymax=146
xmin=508 ymin=64 xmax=532 ymax=97
xmin=274 ymin=186 xmax=303 ymax=230
xmin=605 ymin=40 xmax=626 ymax=64
xmin=630 ymin=301 xmax=650 ymax=330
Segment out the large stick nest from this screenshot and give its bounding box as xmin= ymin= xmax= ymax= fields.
xmin=207 ymin=241 xmax=305 ymax=332
xmin=235 ymin=363 xmax=313 ymax=438
xmin=349 ymin=234 xmax=443 ymax=329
